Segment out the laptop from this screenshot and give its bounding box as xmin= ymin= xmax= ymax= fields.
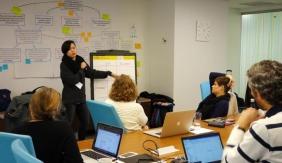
xmin=143 ymin=111 xmax=194 ymax=138
xmin=181 ymin=132 xmax=223 ymax=163
xmin=81 ymin=123 xmax=123 ymax=162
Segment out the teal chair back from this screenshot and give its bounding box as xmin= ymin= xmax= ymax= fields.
xmin=0 ymin=132 xmax=36 ymax=163
xmin=200 ymin=81 xmax=211 ymax=100
xmin=86 ymin=100 xmax=125 ymax=131
xmin=11 ymin=139 xmax=42 ymax=163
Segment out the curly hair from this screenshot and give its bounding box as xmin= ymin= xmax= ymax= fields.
xmin=247 ymin=60 xmax=282 ymax=106
xmin=29 ymin=86 xmax=61 ymax=120
xmin=109 ymin=74 xmax=138 ymax=102
xmin=215 ymin=76 xmax=231 ymax=94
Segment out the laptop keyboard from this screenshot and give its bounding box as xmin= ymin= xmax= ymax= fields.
xmin=155 ymin=132 xmax=162 ymax=135
xmin=81 ymin=150 xmax=108 ymax=160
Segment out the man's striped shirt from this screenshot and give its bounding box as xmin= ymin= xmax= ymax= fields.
xmin=222 ymin=106 xmax=282 ymax=163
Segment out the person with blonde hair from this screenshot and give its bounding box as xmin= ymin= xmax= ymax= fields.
xmin=105 ymin=74 xmax=148 ymax=131
xmin=13 ymin=87 xmax=83 ymax=163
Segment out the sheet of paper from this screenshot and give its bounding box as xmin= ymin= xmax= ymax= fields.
xmin=75 ymin=82 xmax=83 ymax=89
xmin=157 ymin=145 xmax=179 ymax=157
xmin=189 ymin=127 xmax=213 ymax=135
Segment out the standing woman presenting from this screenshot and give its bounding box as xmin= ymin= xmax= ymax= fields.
xmin=60 ymin=40 xmax=115 ymax=140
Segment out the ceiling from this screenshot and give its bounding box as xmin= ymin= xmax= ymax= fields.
xmin=228 ymin=0 xmax=282 ymax=12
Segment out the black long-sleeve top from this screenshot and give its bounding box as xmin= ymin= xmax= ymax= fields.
xmin=60 ymin=62 xmax=111 ymax=104
xmin=13 ymin=120 xmax=83 ymax=163
xmin=196 ymin=94 xmax=230 ymax=120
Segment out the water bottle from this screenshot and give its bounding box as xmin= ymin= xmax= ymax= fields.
xmin=250 ymin=98 xmax=257 ymax=109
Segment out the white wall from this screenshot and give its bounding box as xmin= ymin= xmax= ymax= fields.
xmin=1 ymin=0 xmax=239 ymax=111
xmin=146 ymin=0 xmax=175 ymax=97
xmin=227 ymin=9 xmax=242 ymax=95
xmin=173 ymin=0 xmax=229 ymax=110
xmin=0 ymin=0 xmax=149 ymax=98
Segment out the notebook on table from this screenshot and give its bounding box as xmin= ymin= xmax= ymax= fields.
xmin=81 ymin=123 xmax=123 ymax=162
xmin=143 ymin=111 xmax=194 ymax=138
xmin=181 ymin=132 xmax=223 ymax=163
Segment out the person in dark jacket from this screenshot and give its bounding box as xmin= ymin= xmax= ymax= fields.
xmin=60 ymin=40 xmax=116 ymax=140
xmin=196 ymin=76 xmax=232 ymax=120
xmin=13 ymin=87 xmax=83 ymax=163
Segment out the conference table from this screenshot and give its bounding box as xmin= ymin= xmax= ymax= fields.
xmin=78 ymin=111 xmax=237 ymax=158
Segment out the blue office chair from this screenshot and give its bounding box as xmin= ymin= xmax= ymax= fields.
xmin=0 ymin=132 xmax=36 ymax=163
xmin=86 ymin=100 xmax=125 ymax=131
xmin=200 ymin=81 xmax=211 ymax=100
xmin=11 ymin=139 xmax=42 ymax=163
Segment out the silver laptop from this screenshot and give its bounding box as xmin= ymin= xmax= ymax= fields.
xmin=181 ymin=132 xmax=223 ymax=163
xmin=143 ymin=111 xmax=194 ymax=138
xmin=81 ymin=123 xmax=123 ymax=162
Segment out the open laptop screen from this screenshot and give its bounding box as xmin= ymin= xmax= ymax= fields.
xmin=181 ymin=133 xmax=223 ymax=163
xmin=92 ymin=123 xmax=123 ymax=158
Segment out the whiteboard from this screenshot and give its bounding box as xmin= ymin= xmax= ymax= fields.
xmin=90 ymin=51 xmax=137 ymax=101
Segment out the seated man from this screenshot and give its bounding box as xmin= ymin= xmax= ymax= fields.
xmin=222 ymin=60 xmax=282 ymax=162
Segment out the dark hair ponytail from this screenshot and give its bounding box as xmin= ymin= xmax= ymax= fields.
xmin=215 ymin=76 xmax=231 ymax=93
xmin=61 ymin=40 xmax=75 ymax=55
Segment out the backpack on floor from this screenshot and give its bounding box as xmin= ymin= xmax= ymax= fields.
xmin=139 ymin=91 xmax=174 ymax=128
xmin=0 ymin=89 xmax=11 ymax=112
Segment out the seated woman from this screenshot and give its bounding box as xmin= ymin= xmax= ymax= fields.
xmin=13 ymin=87 xmax=83 ymax=163
xmin=105 ymin=74 xmax=148 ymax=131
xmin=196 ymin=76 xmax=231 ymax=120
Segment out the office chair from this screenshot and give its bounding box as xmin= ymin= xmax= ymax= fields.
xmin=200 ymin=81 xmax=211 ymax=100
xmin=11 ymin=139 xmax=42 ymax=163
xmin=86 ymin=100 xmax=125 ymax=132
xmin=0 ymin=132 xmax=36 ymax=163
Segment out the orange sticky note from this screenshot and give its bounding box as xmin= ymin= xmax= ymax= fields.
xmin=57 ymin=2 xmax=64 ymax=7
xmin=68 ymin=10 xmax=74 ymax=16
xmin=83 ymin=37 xmax=89 ymax=42
xmin=80 ymin=32 xmax=85 ymax=37
xmin=87 ymin=32 xmax=92 ymax=37
xmin=135 ymin=43 xmax=142 ymax=49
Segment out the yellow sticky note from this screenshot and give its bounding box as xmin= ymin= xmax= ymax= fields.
xmin=62 ymin=26 xmax=72 ymax=35
xmin=87 ymin=32 xmax=92 ymax=37
xmin=135 ymin=43 xmax=142 ymax=49
xmin=80 ymin=32 xmax=85 ymax=37
xmin=11 ymin=6 xmax=22 ymax=16
xmin=137 ymin=61 xmax=141 ymax=68
xmin=68 ymin=10 xmax=74 ymax=16
xmin=102 ymin=13 xmax=110 ymax=21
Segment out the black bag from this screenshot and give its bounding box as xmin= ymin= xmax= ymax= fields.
xmin=0 ymin=89 xmax=11 ymax=112
xmin=4 ymin=87 xmax=67 ymax=131
xmin=5 ymin=94 xmax=32 ymax=131
xmin=150 ymin=102 xmax=174 ymax=128
xmin=139 ymin=91 xmax=174 ymax=128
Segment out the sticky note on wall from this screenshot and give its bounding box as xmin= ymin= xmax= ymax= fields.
xmin=57 ymin=2 xmax=64 ymax=7
xmin=102 ymin=13 xmax=110 ymax=21
xmin=135 ymin=43 xmax=142 ymax=49
xmin=62 ymin=26 xmax=72 ymax=35
xmin=11 ymin=6 xmax=22 ymax=16
xmin=68 ymin=10 xmax=74 ymax=16
xmin=25 ymin=58 xmax=31 ymax=64
xmin=3 ymin=64 xmax=8 ymax=70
